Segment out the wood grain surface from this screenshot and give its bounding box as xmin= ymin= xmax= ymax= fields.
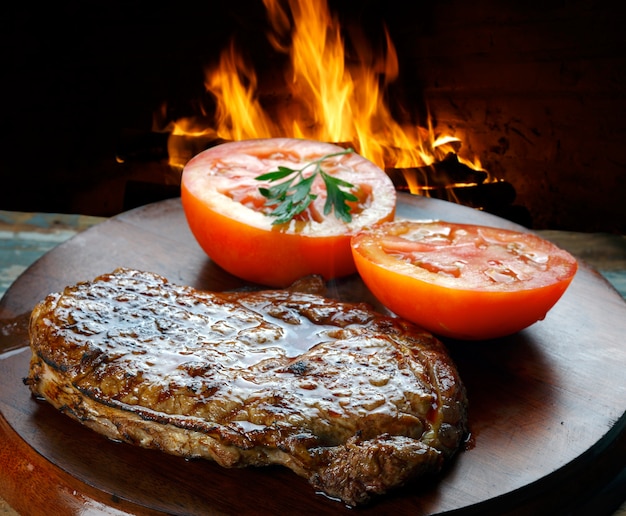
xmin=1 ymin=194 xmax=625 ymax=515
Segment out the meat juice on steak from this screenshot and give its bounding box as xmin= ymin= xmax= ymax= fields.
xmin=25 ymin=267 xmax=468 ymax=506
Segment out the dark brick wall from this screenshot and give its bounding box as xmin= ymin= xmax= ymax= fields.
xmin=385 ymin=1 xmax=626 ymax=232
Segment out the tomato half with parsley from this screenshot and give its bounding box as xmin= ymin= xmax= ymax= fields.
xmin=181 ymin=138 xmax=396 ymax=287
xmin=351 ymin=220 xmax=578 ymax=340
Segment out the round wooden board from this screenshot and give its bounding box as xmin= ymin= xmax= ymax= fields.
xmin=1 ymin=194 xmax=625 ymax=515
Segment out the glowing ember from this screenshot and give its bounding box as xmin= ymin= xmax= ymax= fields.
xmin=158 ymin=0 xmax=491 ymax=192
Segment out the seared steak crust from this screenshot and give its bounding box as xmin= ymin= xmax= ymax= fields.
xmin=26 ymin=267 xmax=467 ymax=506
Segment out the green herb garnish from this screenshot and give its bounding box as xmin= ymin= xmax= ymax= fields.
xmin=255 ymin=148 xmax=358 ymax=225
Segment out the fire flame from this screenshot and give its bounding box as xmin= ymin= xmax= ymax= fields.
xmin=159 ymin=0 xmax=489 ymax=191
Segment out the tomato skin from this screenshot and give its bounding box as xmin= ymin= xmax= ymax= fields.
xmin=181 ymin=138 xmax=396 ymax=287
xmin=351 ymin=220 xmax=578 ymax=340
xmin=181 ymin=191 xmax=357 ymax=286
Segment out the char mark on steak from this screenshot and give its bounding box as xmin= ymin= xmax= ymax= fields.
xmin=25 ymin=267 xmax=468 ymax=506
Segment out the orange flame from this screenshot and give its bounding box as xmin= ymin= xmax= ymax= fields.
xmin=206 ymin=40 xmax=275 ymax=142
xmin=164 ymin=0 xmax=488 ymax=188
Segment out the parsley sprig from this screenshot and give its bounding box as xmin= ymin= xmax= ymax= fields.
xmin=255 ymin=148 xmax=358 ymax=225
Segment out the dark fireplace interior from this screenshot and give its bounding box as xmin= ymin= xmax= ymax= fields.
xmin=3 ymin=0 xmax=625 ymax=233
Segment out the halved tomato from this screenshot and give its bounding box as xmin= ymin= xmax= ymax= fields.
xmin=181 ymin=138 xmax=396 ymax=287
xmin=351 ymin=220 xmax=578 ymax=340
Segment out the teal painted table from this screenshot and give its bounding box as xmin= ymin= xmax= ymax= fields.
xmin=0 ymin=211 xmax=106 ymax=298
xmin=2 ymin=210 xmax=624 ymax=301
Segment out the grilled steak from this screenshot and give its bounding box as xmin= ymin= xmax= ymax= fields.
xmin=25 ymin=267 xmax=468 ymax=506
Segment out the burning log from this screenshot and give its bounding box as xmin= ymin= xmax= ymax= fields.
xmin=449 ymin=180 xmax=516 ymax=208
xmin=116 ymin=129 xmax=226 ymax=167
xmin=386 ymin=153 xmax=531 ymax=227
xmin=385 ymin=152 xmax=488 ymax=189
xmin=116 ymin=129 xmax=170 ymax=163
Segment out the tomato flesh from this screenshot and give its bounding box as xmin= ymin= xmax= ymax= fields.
xmin=181 ymin=138 xmax=396 ymax=287
xmin=351 ymin=220 xmax=578 ymax=340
